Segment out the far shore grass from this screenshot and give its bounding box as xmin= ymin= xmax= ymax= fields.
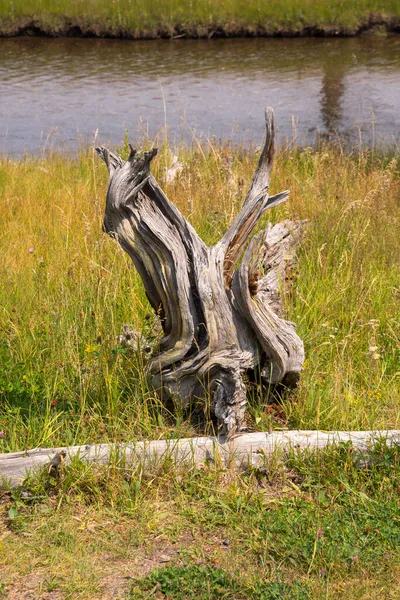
xmin=1 ymin=0 xmax=400 ymax=38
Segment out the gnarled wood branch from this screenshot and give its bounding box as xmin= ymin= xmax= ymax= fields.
xmin=96 ymin=108 xmax=304 ymax=433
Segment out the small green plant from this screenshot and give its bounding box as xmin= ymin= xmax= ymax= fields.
xmin=130 ymin=564 xmax=309 ymax=599
xmin=6 ymin=501 xmax=27 ymax=532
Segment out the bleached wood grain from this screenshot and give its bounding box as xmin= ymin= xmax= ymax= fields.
xmin=1 ymin=430 xmax=399 ymax=488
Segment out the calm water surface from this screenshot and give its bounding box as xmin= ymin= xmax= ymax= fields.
xmin=1 ymin=36 xmax=400 ymax=154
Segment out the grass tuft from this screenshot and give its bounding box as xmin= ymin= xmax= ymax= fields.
xmin=130 ymin=564 xmax=309 ymax=599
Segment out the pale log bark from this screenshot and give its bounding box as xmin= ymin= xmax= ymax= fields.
xmin=1 ymin=430 xmax=399 ymax=488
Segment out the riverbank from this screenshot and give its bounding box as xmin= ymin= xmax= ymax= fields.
xmin=1 ymin=0 xmax=400 ymax=38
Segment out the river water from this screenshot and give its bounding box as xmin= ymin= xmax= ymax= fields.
xmin=1 ymin=36 xmax=399 ymax=155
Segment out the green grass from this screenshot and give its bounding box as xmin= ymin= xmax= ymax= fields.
xmin=0 ymin=442 xmax=399 ymax=598
xmin=1 ymin=0 xmax=400 ymax=36
xmin=130 ymin=564 xmax=309 ymax=598
xmin=0 ymin=134 xmax=399 ymax=595
xmin=0 ymin=140 xmax=399 ymax=452
xmin=0 ymin=135 xmax=399 ymax=600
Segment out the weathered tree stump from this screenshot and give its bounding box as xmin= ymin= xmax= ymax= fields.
xmin=96 ymin=109 xmax=304 ymax=433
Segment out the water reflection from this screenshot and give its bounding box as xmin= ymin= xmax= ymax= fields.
xmin=0 ymin=36 xmax=399 ymax=154
xmin=320 ymin=63 xmax=345 ymax=136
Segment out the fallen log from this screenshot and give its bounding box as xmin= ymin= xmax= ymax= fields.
xmin=95 ymin=108 xmax=304 ymax=434
xmin=1 ymin=430 xmax=399 ymax=488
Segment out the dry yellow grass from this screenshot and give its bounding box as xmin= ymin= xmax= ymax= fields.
xmin=0 ymin=141 xmax=399 ymax=453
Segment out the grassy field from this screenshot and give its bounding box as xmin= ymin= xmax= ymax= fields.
xmin=0 ymin=139 xmax=399 ymax=598
xmin=1 ymin=443 xmax=399 ymax=598
xmin=0 ymin=139 xmax=399 ymax=452
xmin=1 ymin=0 xmax=400 ymax=37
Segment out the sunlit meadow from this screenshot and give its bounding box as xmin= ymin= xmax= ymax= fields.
xmin=0 ymin=138 xmax=399 ymax=452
